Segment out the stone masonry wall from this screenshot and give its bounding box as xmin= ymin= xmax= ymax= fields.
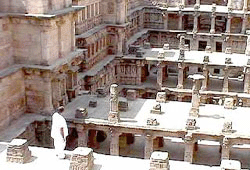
xmin=0 ymin=0 xmax=72 ymax=14
xmin=0 ymin=69 xmax=26 ymax=130
xmin=0 ymin=17 xmax=14 ymax=70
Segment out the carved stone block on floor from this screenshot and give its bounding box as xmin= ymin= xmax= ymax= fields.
xmin=69 ymin=147 xmax=94 ymax=170
xmin=150 ymin=103 xmax=162 ymax=114
xmin=127 ymin=90 xmax=136 ymax=100
xmin=6 ymin=139 xmax=31 ymax=164
xmin=150 ymin=151 xmax=170 ymax=170
xmin=75 ymin=108 xmax=88 ymax=118
xmin=89 ymin=100 xmax=97 ymax=107
xmin=156 ymin=92 xmax=167 ymax=103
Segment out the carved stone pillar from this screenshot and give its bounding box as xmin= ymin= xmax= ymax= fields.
xmin=178 ymin=12 xmax=183 ymax=30
xmin=243 ymin=0 xmax=248 ymax=11
xmin=189 ymin=74 xmax=204 ymax=117
xmin=43 ymin=73 xmax=54 ymax=114
xmin=226 ymin=14 xmax=232 ymax=33
xmin=210 ymin=13 xmax=216 ymax=34
xmin=193 ymin=12 xmax=199 ymax=33
xmin=157 ymin=62 xmax=165 ymax=88
xmin=244 ymin=67 xmax=250 ymax=93
xmin=136 ymin=61 xmax=142 ymax=85
xmin=71 ymin=14 xmax=77 ymax=51
xmin=163 ymin=12 xmax=168 ymax=30
xmin=201 ymin=64 xmax=209 ymax=91
xmin=56 ymin=18 xmax=65 ymax=58
xmin=76 ymin=125 xmax=88 ymax=147
xmin=223 ymin=66 xmax=230 ymax=93
xmin=221 ymin=137 xmax=231 ymax=160
xmin=242 ymin=14 xmax=247 ymax=34
xmin=110 ymin=128 xmax=120 ymax=156
xmin=184 ymin=133 xmax=196 ymax=163
xmin=108 ymin=84 xmax=120 ymax=123
xmin=144 ymin=134 xmax=154 ymax=159
xmin=245 ymin=31 xmax=250 ymax=55
xmin=177 ymin=63 xmax=184 ymax=89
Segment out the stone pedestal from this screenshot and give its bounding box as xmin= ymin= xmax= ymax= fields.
xmin=69 ymin=147 xmax=94 ymax=170
xmin=150 ymin=151 xmax=170 ymax=170
xmin=150 ymin=104 xmax=162 ymax=114
xmin=224 ymin=98 xmax=235 ymax=109
xmin=108 ymin=84 xmax=120 ymax=123
xmin=127 ymin=89 xmax=137 ymax=100
xmin=156 ymin=92 xmax=167 ymax=103
xmin=6 ymin=139 xmax=31 ymax=164
xmin=221 ymin=160 xmax=241 ymax=170
xmin=75 ymin=108 xmax=88 ymax=118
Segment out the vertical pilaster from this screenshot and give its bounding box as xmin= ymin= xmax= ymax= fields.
xmin=157 ymin=62 xmax=165 ymax=88
xmin=243 ymin=0 xmax=248 ymax=11
xmin=177 ymin=63 xmax=184 ymax=89
xmin=71 ymin=14 xmax=76 ymax=51
xmin=178 ymin=12 xmax=183 ymax=30
xmin=210 ymin=13 xmax=216 ymax=34
xmin=244 ymin=67 xmax=250 ymax=93
xmin=163 ymin=12 xmax=168 ymax=30
xmin=226 ymin=14 xmax=232 ymax=33
xmin=56 ymin=18 xmax=63 ymax=58
xmin=241 ymin=14 xmax=247 ymax=34
xmin=193 ymin=12 xmax=199 ymax=33
xmin=201 ymin=64 xmax=209 ymax=91
xmin=43 ymin=73 xmax=54 ymax=114
xmin=136 ymin=61 xmax=142 ymax=85
xmin=221 ymin=137 xmax=231 ymax=160
xmin=245 ymin=31 xmax=250 ymax=55
xmin=76 ymin=125 xmax=88 ymax=147
xmin=110 ymin=128 xmax=120 ymax=156
xmin=144 ymin=134 xmax=154 ymax=159
xmin=223 ymin=66 xmax=229 ymax=93
xmin=184 ymin=133 xmax=196 ymax=163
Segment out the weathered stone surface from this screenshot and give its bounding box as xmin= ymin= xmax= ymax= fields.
xmin=224 ymin=98 xmax=235 ymax=109
xmin=150 ymin=151 xmax=170 ymax=170
xmin=127 ymin=90 xmax=137 ymax=100
xmin=69 ymin=147 xmax=94 ymax=170
xmin=156 ymin=92 xmax=166 ymax=103
xmin=89 ymin=100 xmax=97 ymax=107
xmin=6 ymin=139 xmax=31 ymax=164
xmin=150 ymin=103 xmax=162 ymax=114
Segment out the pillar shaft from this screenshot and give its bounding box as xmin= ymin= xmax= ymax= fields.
xmin=164 ymin=12 xmax=168 ymax=30
xmin=226 ymin=15 xmax=231 ymax=33
xmin=77 ymin=128 xmax=88 ymax=147
xmin=137 ymin=65 xmax=142 ymax=85
xmin=178 ymin=14 xmax=183 ymax=30
xmin=110 ymin=130 xmax=120 ymax=156
xmin=157 ymin=62 xmax=165 ymax=88
xmin=223 ymin=67 xmax=229 ymax=93
xmin=144 ymin=135 xmax=154 ymax=159
xmin=201 ymin=65 xmax=209 ymax=90
xmin=193 ymin=12 xmax=199 ymax=33
xmin=241 ymin=15 xmax=247 ymax=34
xmin=221 ymin=138 xmax=231 ymax=160
xmin=184 ymin=134 xmax=195 ymax=163
xmin=177 ymin=63 xmax=184 ymax=89
xmin=210 ymin=14 xmax=215 ymax=34
xmin=244 ymin=70 xmax=250 ymax=93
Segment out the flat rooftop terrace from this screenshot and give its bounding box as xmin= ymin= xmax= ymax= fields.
xmin=63 ymin=94 xmax=250 ymax=138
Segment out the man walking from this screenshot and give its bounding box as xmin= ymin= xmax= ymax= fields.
xmin=51 ymin=106 xmax=68 ymax=159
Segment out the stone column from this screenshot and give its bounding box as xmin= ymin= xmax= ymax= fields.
xmin=76 ymin=125 xmax=88 ymax=147
xmin=193 ymin=12 xmax=199 ymax=33
xmin=246 ymin=31 xmax=250 ymax=55
xmin=201 ymin=64 xmax=209 ymax=91
xmin=244 ymin=67 xmax=250 ymax=93
xmin=222 ymin=66 xmax=229 ymax=93
xmin=184 ymin=133 xmax=196 ymax=163
xmin=226 ymin=14 xmax=232 ymax=33
xmin=144 ymin=134 xmax=154 ymax=159
xmin=221 ymin=137 xmax=231 ymax=160
xmin=243 ymin=0 xmax=248 ymax=11
xmin=242 ymin=14 xmax=247 ymax=34
xmin=110 ymin=128 xmax=120 ymax=156
xmin=178 ymin=12 xmax=183 ymax=30
xmin=136 ymin=61 xmax=142 ymax=85
xmin=43 ymin=73 xmax=54 ymax=114
xmin=71 ymin=14 xmax=77 ymax=51
xmin=56 ymin=18 xmax=64 ymax=58
xmin=108 ymin=84 xmax=120 ymax=123
xmin=177 ymin=63 xmax=184 ymax=89
xmin=157 ymin=62 xmax=165 ymax=88
xmin=210 ymin=13 xmax=216 ymax=34
xmin=189 ymin=74 xmax=204 ymax=117
xmin=116 ymin=0 xmax=126 ymax=24
xmin=163 ymin=12 xmax=168 ymax=30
